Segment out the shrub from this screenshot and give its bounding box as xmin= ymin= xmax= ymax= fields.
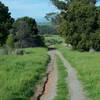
xmin=6 ymin=34 xmax=14 ymax=49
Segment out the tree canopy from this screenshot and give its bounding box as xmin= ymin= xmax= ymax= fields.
xmin=10 ymin=17 xmax=44 ymax=48
xmin=0 ymin=1 xmax=14 ymax=45
xmin=51 ymin=0 xmax=100 ymax=51
xmin=38 ymin=24 xmax=58 ymax=35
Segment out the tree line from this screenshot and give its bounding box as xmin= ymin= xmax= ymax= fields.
xmin=0 ymin=1 xmax=44 ymax=50
xmin=51 ymin=0 xmax=100 ymax=51
xmin=38 ymin=24 xmax=58 ymax=35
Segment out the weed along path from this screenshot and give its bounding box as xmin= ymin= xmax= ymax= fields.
xmin=57 ymin=51 xmax=88 ymax=100
xmin=39 ymin=49 xmax=58 ymax=100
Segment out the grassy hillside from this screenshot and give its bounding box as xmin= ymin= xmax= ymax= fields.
xmin=56 ymin=45 xmax=100 ymax=100
xmin=0 ymin=48 xmax=48 ymax=100
xmin=44 ymin=35 xmax=64 ymax=46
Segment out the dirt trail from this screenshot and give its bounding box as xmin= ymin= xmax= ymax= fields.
xmin=40 ymin=49 xmax=58 ymax=100
xmin=57 ymin=51 xmax=88 ymax=100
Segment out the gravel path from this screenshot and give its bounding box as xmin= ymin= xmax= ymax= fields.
xmin=40 ymin=49 xmax=58 ymax=100
xmin=57 ymin=51 xmax=88 ymax=100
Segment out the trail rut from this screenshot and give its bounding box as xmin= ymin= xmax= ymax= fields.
xmin=57 ymin=51 xmax=88 ymax=100
xmin=40 ymin=49 xmax=58 ymax=100
xmin=31 ymin=49 xmax=88 ymax=100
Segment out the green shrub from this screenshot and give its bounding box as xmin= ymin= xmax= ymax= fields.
xmin=6 ymin=34 xmax=14 ymax=49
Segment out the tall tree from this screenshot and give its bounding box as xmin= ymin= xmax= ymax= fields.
xmin=51 ymin=0 xmax=97 ymax=10
xmin=0 ymin=1 xmax=14 ymax=45
xmin=11 ymin=17 xmax=44 ymax=48
xmin=51 ymin=0 xmax=68 ymax=10
xmin=51 ymin=0 xmax=100 ymax=51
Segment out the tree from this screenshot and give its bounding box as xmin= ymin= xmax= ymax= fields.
xmin=97 ymin=6 xmax=100 ymax=30
xmin=11 ymin=17 xmax=45 ymax=48
xmin=0 ymin=1 xmax=14 ymax=45
xmin=38 ymin=24 xmax=58 ymax=35
xmin=51 ymin=0 xmax=97 ymax=6
xmin=51 ymin=0 xmax=68 ymax=10
xmin=14 ymin=21 xmax=32 ymax=48
xmin=14 ymin=17 xmax=38 ymax=35
xmin=51 ymin=0 xmax=100 ymax=51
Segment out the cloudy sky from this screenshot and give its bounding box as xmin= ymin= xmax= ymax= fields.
xmin=0 ymin=0 xmax=58 ymax=22
xmin=0 ymin=0 xmax=100 ymax=22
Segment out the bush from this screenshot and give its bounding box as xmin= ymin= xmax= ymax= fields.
xmin=6 ymin=34 xmax=14 ymax=49
xmin=32 ymin=35 xmax=45 ymax=47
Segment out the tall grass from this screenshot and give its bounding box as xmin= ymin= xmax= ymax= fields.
xmin=56 ymin=45 xmax=100 ymax=100
xmin=54 ymin=56 xmax=68 ymax=100
xmin=0 ymin=48 xmax=48 ymax=100
xmin=44 ymin=35 xmax=64 ymax=46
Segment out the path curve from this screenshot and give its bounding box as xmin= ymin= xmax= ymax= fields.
xmin=57 ymin=51 xmax=88 ymax=100
xmin=40 ymin=49 xmax=58 ymax=100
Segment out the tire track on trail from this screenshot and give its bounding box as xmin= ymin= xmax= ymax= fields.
xmin=57 ymin=51 xmax=88 ymax=100
xmin=39 ymin=49 xmax=58 ymax=100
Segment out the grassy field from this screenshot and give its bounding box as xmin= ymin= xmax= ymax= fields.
xmin=56 ymin=45 xmax=100 ymax=100
xmin=0 ymin=48 xmax=48 ymax=100
xmin=54 ymin=56 xmax=68 ymax=100
xmin=44 ymin=35 xmax=64 ymax=46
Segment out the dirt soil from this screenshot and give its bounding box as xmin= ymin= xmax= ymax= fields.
xmin=40 ymin=49 xmax=58 ymax=100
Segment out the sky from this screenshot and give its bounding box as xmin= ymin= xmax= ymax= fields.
xmin=0 ymin=0 xmax=58 ymax=22
xmin=0 ymin=0 xmax=100 ymax=23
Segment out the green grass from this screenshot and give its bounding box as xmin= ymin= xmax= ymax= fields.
xmin=56 ymin=45 xmax=100 ymax=100
xmin=0 ymin=48 xmax=49 ymax=100
xmin=44 ymin=35 xmax=64 ymax=46
xmin=54 ymin=55 xmax=68 ymax=100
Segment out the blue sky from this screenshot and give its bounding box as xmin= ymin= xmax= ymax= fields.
xmin=0 ymin=0 xmax=58 ymax=22
xmin=0 ymin=0 xmax=100 ymax=22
